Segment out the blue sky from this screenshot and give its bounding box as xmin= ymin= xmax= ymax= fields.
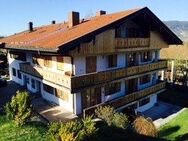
xmin=0 ymin=0 xmax=187 ymax=36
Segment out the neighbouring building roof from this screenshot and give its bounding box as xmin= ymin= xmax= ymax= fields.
xmin=160 ymin=44 xmax=188 ymax=60
xmin=0 ymin=7 xmax=182 ymax=53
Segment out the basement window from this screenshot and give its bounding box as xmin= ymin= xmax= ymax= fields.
xmin=12 ymin=68 xmax=16 ymax=77
xmin=43 ymin=84 xmax=54 ymax=94
xmin=139 ymin=97 xmax=150 ymax=107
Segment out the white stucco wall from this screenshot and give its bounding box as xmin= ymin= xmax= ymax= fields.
xmin=136 ymin=94 xmax=157 ymax=112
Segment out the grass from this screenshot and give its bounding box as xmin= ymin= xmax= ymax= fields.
xmin=159 ymin=109 xmax=188 ymax=141
xmin=0 ymin=116 xmax=50 ymax=141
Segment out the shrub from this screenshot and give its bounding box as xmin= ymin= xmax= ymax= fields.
xmin=133 ymin=116 xmax=158 ymax=137
xmin=95 ymin=106 xmax=115 ymax=126
xmin=112 ymin=113 xmax=129 ymax=129
xmin=48 ymin=122 xmax=61 ymax=141
xmin=95 ymin=106 xmax=129 ymax=129
xmin=4 ymin=91 xmax=32 ymax=126
xmin=77 ymin=116 xmax=97 ymax=140
xmin=59 ymin=120 xmax=82 ymax=141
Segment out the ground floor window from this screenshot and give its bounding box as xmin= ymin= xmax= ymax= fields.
xmin=82 ymin=87 xmax=101 ymax=109
xmin=139 ymin=97 xmax=150 ymax=107
xmin=17 ymin=70 xmax=22 ymax=79
xmin=31 ymin=79 xmax=35 ymax=89
xmin=105 ymin=81 xmax=121 ymax=96
xmin=43 ymin=84 xmax=54 ymax=94
xmin=12 ymin=68 xmax=16 ymax=77
xmin=55 ymin=88 xmax=69 ymax=102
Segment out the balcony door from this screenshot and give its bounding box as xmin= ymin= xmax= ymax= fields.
xmin=82 ymin=87 xmax=101 ymax=110
xmin=86 ymin=56 xmax=97 ymax=73
xmin=126 ymin=78 xmax=138 ymax=94
xmin=127 ymin=53 xmax=137 ymax=67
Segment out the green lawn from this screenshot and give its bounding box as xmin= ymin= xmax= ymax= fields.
xmin=0 ymin=116 xmax=50 ymax=141
xmin=159 ymin=109 xmax=188 ymax=141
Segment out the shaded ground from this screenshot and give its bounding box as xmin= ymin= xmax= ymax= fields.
xmin=0 ymin=81 xmax=24 ymax=109
xmin=158 ymin=84 xmax=188 ymax=107
xmin=143 ymin=101 xmax=182 ymax=121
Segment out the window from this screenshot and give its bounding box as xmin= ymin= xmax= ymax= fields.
xmin=139 ymin=97 xmax=150 ymax=107
xmin=141 ymin=51 xmax=151 ymax=62
xmin=43 ymin=84 xmax=54 ymax=94
xmin=108 ymin=54 xmax=117 ymax=68
xmin=12 ymin=68 xmax=16 ymax=76
xmin=140 ymin=75 xmax=151 ymax=85
xmin=17 ymin=70 xmax=22 ymax=79
xmin=31 ymin=79 xmax=35 ymax=89
xmin=44 ymin=56 xmax=52 ymax=68
xmin=55 ymin=88 xmax=68 ymax=101
xmin=127 ymin=53 xmax=137 ymax=67
xmin=57 ymin=56 xmax=64 ymax=71
xmin=82 ymin=87 xmax=101 ymax=109
xmin=10 ymin=51 xmax=26 ymax=61
xmin=105 ymin=81 xmax=121 ymax=96
xmin=86 ymin=56 xmax=97 ymax=73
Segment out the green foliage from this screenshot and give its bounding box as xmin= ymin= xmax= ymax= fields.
xmin=112 ymin=112 xmax=129 ymax=129
xmin=133 ymin=116 xmax=158 ymax=137
xmin=95 ymin=106 xmax=129 ymax=129
xmin=76 ymin=116 xmax=97 ymax=140
xmin=59 ymin=120 xmax=82 ymax=141
xmin=48 ymin=116 xmax=97 ymax=141
xmin=0 ymin=116 xmax=50 ymax=141
xmin=4 ymin=91 xmax=32 ymax=126
xmin=48 ymin=122 xmax=61 ymax=141
xmin=95 ymin=106 xmax=115 ymax=126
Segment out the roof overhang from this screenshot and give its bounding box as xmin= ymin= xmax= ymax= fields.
xmin=58 ymin=7 xmax=183 ymax=54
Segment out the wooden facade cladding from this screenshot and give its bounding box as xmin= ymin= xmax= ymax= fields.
xmin=69 ymin=30 xmax=169 ymax=56
xmin=19 ymin=63 xmax=71 ymax=88
xmin=71 ymin=60 xmax=167 ymax=92
xmin=115 ymin=38 xmax=150 ymax=48
xmin=83 ymin=81 xmax=166 ymax=117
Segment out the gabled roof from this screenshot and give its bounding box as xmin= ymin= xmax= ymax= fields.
xmin=0 ymin=7 xmax=182 ymax=53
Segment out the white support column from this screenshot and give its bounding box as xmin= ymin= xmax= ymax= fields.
xmin=170 ymin=60 xmax=174 ymax=83
xmin=161 ymin=70 xmax=165 ymax=81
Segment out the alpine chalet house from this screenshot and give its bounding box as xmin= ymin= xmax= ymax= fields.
xmin=0 ymin=7 xmax=182 ymax=116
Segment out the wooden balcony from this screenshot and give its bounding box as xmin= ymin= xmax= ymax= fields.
xmin=83 ymin=81 xmax=166 ymax=117
xmin=20 ymin=63 xmax=71 ymax=88
xmin=71 ymin=60 xmax=167 ymax=92
xmin=115 ymin=38 xmax=150 ymax=48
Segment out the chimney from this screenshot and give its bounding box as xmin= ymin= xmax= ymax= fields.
xmin=96 ymin=10 xmax=106 ymax=16
xmin=28 ymin=22 xmax=33 ymax=32
xmin=52 ymin=20 xmax=56 ymax=24
xmin=68 ymin=11 xmax=80 ymax=27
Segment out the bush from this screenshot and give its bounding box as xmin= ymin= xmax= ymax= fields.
xmin=77 ymin=116 xmax=97 ymax=140
xmin=4 ymin=91 xmax=32 ymax=126
xmin=59 ymin=120 xmax=82 ymax=141
xmin=48 ymin=122 xmax=61 ymax=141
xmin=95 ymin=106 xmax=129 ymax=129
xmin=48 ymin=116 xmax=97 ymax=141
xmin=95 ymin=106 xmax=115 ymax=126
xmin=133 ymin=116 xmax=158 ymax=137
xmin=112 ymin=113 xmax=129 ymax=129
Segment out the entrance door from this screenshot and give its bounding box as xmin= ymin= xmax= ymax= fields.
xmin=82 ymin=87 xmax=101 ymax=110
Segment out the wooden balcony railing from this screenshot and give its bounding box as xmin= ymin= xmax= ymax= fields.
xmin=71 ymin=60 xmax=167 ymax=92
xmin=115 ymin=38 xmax=150 ymax=48
xmin=20 ymin=63 xmax=71 ymax=88
xmin=83 ymin=81 xmax=166 ymax=117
